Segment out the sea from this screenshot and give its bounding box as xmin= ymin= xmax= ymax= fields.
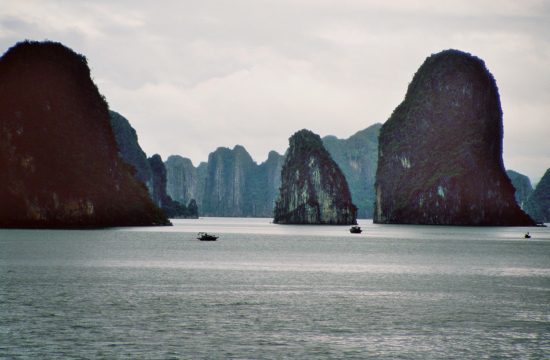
xmin=1 ymin=218 xmax=549 ymax=359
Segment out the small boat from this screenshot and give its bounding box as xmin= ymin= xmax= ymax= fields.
xmin=198 ymin=232 xmax=218 ymax=241
xmin=524 ymin=232 xmax=531 ymax=239
xmin=349 ymin=225 xmax=362 ymax=234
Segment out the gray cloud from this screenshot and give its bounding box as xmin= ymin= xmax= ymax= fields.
xmin=1 ymin=0 xmax=549 ymax=182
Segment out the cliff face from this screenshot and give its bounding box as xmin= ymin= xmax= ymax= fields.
xmin=525 ymin=168 xmax=550 ymax=223
xmin=374 ymin=49 xmax=534 ymax=226
xmin=149 ymin=154 xmax=198 ymax=219
xmin=249 ymin=151 xmax=285 ymax=217
xmin=506 ymin=170 xmax=533 ymax=210
xmin=201 ymin=145 xmax=255 ymax=217
xmin=323 ymin=123 xmax=381 ymax=219
xmin=148 ymin=154 xmax=170 ymax=209
xmin=274 ymin=129 xmax=357 ymax=224
xmin=165 ymin=148 xmax=283 ymax=217
xmin=109 ymin=110 xmax=153 ymax=193
xmin=0 ymin=41 xmax=169 ymax=227
xmin=165 ymin=155 xmax=205 ymax=207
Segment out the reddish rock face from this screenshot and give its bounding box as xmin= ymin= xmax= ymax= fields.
xmin=374 ymin=49 xmax=534 ymax=226
xmin=0 ymin=41 xmax=169 ymax=228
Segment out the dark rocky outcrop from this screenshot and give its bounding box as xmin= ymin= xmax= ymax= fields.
xmin=323 ymin=123 xmax=381 ymax=219
xmin=0 ymin=41 xmax=169 ymax=227
xmin=109 ymin=110 xmax=154 ymax=193
xmin=374 ymin=49 xmax=534 ymax=226
xmin=149 ymin=154 xmax=198 ymax=219
xmin=506 ymin=170 xmax=533 ymax=210
xmin=274 ymin=129 xmax=357 ymax=224
xmin=525 ymin=168 xmax=550 ymax=223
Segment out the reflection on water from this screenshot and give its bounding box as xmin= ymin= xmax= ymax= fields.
xmin=1 ymin=218 xmax=549 ymax=359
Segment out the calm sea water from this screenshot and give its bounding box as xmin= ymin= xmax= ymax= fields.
xmin=1 ymin=218 xmax=549 ymax=359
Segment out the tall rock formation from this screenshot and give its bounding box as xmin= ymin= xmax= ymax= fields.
xmin=374 ymin=49 xmax=534 ymax=226
xmin=109 ymin=110 xmax=154 ymax=193
xmin=165 ymin=155 xmax=206 ymax=207
xmin=525 ymin=168 xmax=550 ymax=223
xmin=201 ymin=145 xmax=256 ymax=217
xmin=0 ymin=41 xmax=169 ymax=227
xmin=506 ymin=170 xmax=533 ymax=210
xmin=149 ymin=154 xmax=198 ymax=218
xmin=323 ymin=123 xmax=381 ymax=219
xmin=274 ymin=129 xmax=357 ymax=224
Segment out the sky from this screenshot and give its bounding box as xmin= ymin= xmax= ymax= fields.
xmin=1 ymin=0 xmax=549 ymax=183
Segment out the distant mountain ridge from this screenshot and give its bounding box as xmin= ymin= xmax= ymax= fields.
xmin=165 ymin=125 xmax=380 ymax=219
xmin=165 ymin=146 xmax=284 ymax=217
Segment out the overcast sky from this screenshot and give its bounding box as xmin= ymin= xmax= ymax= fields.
xmin=1 ymin=0 xmax=549 ymax=182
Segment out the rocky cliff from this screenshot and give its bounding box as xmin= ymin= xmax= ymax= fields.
xmin=201 ymin=145 xmax=256 ymax=217
xmin=374 ymin=49 xmax=534 ymax=226
xmin=525 ymin=168 xmax=550 ymax=223
xmin=506 ymin=170 xmax=533 ymax=210
xmin=274 ymin=129 xmax=357 ymax=224
xmin=165 ymin=155 xmax=206 ymax=207
xmin=109 ymin=110 xmax=154 ymax=193
xmin=149 ymin=154 xmax=198 ymax=218
xmin=323 ymin=123 xmax=381 ymax=219
xmin=251 ymin=151 xmax=285 ymax=217
xmin=0 ymin=41 xmax=169 ymax=227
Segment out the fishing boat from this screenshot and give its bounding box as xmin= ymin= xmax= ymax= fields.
xmin=349 ymin=225 xmax=362 ymax=234
xmin=198 ymin=232 xmax=218 ymax=241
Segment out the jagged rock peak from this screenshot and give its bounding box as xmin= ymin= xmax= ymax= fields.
xmin=374 ymin=49 xmax=534 ymax=226
xmin=274 ymin=129 xmax=357 ymax=225
xmin=0 ymin=40 xmax=169 ymax=227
